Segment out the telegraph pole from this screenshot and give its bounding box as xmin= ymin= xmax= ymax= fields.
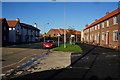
xmin=64 ymin=2 xmax=66 ymax=48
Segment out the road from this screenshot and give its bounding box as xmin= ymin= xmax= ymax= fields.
xmin=1 ymin=42 xmax=47 ymax=75
xmin=6 ymin=43 xmax=120 ymax=80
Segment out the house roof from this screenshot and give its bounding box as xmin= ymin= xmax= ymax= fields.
xmin=0 ymin=18 xmax=6 ymax=20
xmin=74 ymin=31 xmax=81 ymax=35
xmin=85 ymin=8 xmax=120 ymax=30
xmin=7 ymin=20 xmax=19 ymax=27
xmin=0 ymin=18 xmax=9 ymax=27
xmin=40 ymin=34 xmax=44 ymax=37
xmin=49 ymin=29 xmax=81 ymax=35
xmin=20 ymin=23 xmax=40 ymax=31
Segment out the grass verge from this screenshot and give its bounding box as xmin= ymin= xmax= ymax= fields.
xmin=51 ymin=44 xmax=83 ymax=53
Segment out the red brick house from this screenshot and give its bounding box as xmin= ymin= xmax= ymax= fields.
xmin=82 ymin=8 xmax=120 ymax=50
xmin=1 ymin=18 xmax=9 ymax=46
xmin=46 ymin=29 xmax=81 ymax=42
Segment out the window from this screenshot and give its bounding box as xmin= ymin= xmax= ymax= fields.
xmin=95 ymin=26 xmax=97 ymax=30
xmin=93 ymin=27 xmax=94 ymax=31
xmin=98 ymin=24 xmax=100 ymax=29
xmin=102 ymin=22 xmax=104 ymax=28
xmin=106 ymin=20 xmax=109 ymax=27
xmin=9 ymin=28 xmax=12 ymax=30
xmin=113 ymin=16 xmax=118 ymax=24
xmin=87 ymin=35 xmax=88 ymax=40
xmin=90 ymin=35 xmax=92 ymax=40
xmin=102 ymin=32 xmax=105 ymax=41
xmin=113 ymin=30 xmax=118 ymax=41
xmin=94 ymin=34 xmax=96 ymax=40
xmin=13 ymin=28 xmax=15 ymax=30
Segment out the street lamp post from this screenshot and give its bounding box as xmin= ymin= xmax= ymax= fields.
xmin=43 ymin=23 xmax=49 ymax=43
xmin=51 ymin=0 xmax=66 ymax=48
xmin=64 ymin=2 xmax=66 ymax=48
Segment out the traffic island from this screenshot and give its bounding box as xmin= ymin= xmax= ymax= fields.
xmin=51 ymin=44 xmax=83 ymax=53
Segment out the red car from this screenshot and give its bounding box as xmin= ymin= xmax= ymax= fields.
xmin=43 ymin=40 xmax=55 ymax=48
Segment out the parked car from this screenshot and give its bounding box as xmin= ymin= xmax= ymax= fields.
xmin=43 ymin=40 xmax=55 ymax=48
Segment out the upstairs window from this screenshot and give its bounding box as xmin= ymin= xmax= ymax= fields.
xmin=113 ymin=16 xmax=118 ymax=25
xmin=106 ymin=20 xmax=109 ymax=27
xmin=92 ymin=27 xmax=94 ymax=31
xmin=9 ymin=28 xmax=12 ymax=30
xmin=98 ymin=24 xmax=100 ymax=29
xmin=102 ymin=22 xmax=104 ymax=28
xmin=95 ymin=26 xmax=97 ymax=30
xmin=13 ymin=28 xmax=15 ymax=30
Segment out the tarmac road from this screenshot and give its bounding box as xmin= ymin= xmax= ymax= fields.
xmin=1 ymin=42 xmax=47 ymax=75
xmin=7 ymin=43 xmax=120 ymax=80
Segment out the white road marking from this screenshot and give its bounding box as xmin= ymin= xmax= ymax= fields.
xmin=0 ymin=57 xmax=27 ymax=69
xmin=0 ymin=53 xmax=37 ymax=69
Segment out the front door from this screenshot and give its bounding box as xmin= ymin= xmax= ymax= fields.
xmin=106 ymin=32 xmax=109 ymax=45
xmin=97 ymin=33 xmax=100 ymax=44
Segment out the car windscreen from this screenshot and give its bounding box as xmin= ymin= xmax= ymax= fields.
xmin=46 ymin=41 xmax=53 ymax=43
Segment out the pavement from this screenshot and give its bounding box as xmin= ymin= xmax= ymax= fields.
xmin=2 ymin=43 xmax=120 ymax=80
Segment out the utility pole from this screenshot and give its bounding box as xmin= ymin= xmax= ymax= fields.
xmin=64 ymin=2 xmax=66 ymax=48
xmin=43 ymin=23 xmax=49 ymax=43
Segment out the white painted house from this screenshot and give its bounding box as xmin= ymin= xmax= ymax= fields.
xmin=7 ymin=19 xmax=22 ymax=43
xmin=7 ymin=18 xmax=40 ymax=43
xmin=20 ymin=23 xmax=40 ymax=43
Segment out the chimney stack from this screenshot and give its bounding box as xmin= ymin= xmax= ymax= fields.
xmin=85 ymin=24 xmax=88 ymax=27
xmin=16 ymin=18 xmax=20 ymax=22
xmin=95 ymin=19 xmax=97 ymax=22
xmin=106 ymin=12 xmax=109 ymax=15
xmin=34 ymin=23 xmax=37 ymax=27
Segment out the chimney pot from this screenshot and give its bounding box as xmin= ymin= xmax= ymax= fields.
xmin=34 ymin=23 xmax=37 ymax=27
xmin=16 ymin=18 xmax=20 ymax=22
xmin=106 ymin=12 xmax=109 ymax=15
xmin=85 ymin=24 xmax=88 ymax=27
xmin=95 ymin=19 xmax=97 ymax=21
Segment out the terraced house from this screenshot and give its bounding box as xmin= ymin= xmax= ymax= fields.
xmin=81 ymin=8 xmax=120 ymax=50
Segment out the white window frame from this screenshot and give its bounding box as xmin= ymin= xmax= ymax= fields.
xmin=113 ymin=30 xmax=118 ymax=41
xmin=113 ymin=16 xmax=118 ymax=25
xmin=98 ymin=24 xmax=100 ymax=30
xmin=92 ymin=27 xmax=94 ymax=31
xmin=9 ymin=28 xmax=12 ymax=30
xmin=102 ymin=32 xmax=105 ymax=41
xmin=13 ymin=28 xmax=15 ymax=30
xmin=102 ymin=22 xmax=104 ymax=28
xmin=106 ymin=20 xmax=109 ymax=27
xmin=95 ymin=26 xmax=97 ymax=30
